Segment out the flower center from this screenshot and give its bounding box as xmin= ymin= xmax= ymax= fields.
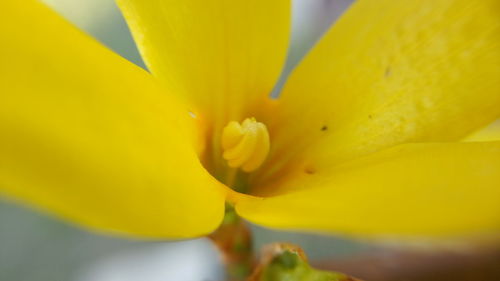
xmin=221 ymin=117 xmax=270 ymax=172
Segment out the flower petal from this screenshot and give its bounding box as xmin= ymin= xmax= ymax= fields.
xmin=237 ymin=142 xmax=500 ymax=238
xmin=259 ymin=0 xmax=500 ymax=183
xmin=0 ymin=0 xmax=226 ymax=238
xmin=116 ymin=0 xmax=290 ymax=122
xmin=464 ymin=120 xmax=500 ymax=142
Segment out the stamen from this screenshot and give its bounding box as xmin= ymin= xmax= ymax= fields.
xmin=221 ymin=118 xmax=270 ymax=172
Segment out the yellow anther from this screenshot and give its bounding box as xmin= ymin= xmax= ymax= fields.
xmin=221 ymin=118 xmax=270 ymax=172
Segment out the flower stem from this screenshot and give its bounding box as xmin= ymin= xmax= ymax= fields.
xmin=209 ymin=204 xmax=255 ymax=281
xmin=225 ymin=168 xmax=238 ymax=191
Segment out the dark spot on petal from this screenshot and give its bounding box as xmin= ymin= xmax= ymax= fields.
xmin=321 ymin=125 xmax=328 ymax=131
xmin=368 ymin=114 xmax=373 ymax=119
xmin=385 ymin=67 xmax=392 ymax=78
xmin=304 ymin=166 xmax=316 ymax=174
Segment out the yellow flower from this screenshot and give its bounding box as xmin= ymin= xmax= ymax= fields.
xmin=1 ymin=0 xmax=499 ymax=239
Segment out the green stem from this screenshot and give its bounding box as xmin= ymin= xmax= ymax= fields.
xmin=225 ymin=168 xmax=238 ymax=191
xmin=209 ymin=205 xmax=255 ymax=281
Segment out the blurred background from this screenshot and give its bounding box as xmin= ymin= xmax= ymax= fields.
xmin=1 ymin=0 xmax=499 ymax=281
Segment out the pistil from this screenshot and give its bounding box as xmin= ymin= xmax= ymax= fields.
xmin=221 ymin=118 xmax=270 ymax=173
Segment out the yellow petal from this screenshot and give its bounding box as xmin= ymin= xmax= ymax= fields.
xmin=0 ymin=0 xmax=226 ymax=238
xmin=116 ymin=0 xmax=290 ymax=123
xmin=464 ymin=120 xmax=500 ymax=142
xmin=237 ymin=142 xmax=500 ymax=238
xmin=259 ymin=0 xmax=500 ymax=183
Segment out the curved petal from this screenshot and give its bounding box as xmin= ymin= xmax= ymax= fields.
xmin=258 ymin=0 xmax=500 ymax=184
xmin=0 ymin=0 xmax=226 ymax=238
xmin=237 ymin=142 xmax=500 ymax=238
xmin=464 ymin=120 xmax=500 ymax=142
xmin=117 ymin=0 xmax=290 ymax=122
